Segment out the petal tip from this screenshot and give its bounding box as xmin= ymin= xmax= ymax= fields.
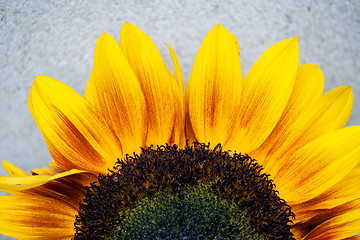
xmin=121 ymin=22 xmax=139 ymax=33
xmin=210 ymin=24 xmax=229 ymax=35
xmin=96 ymin=32 xmax=117 ymax=49
xmin=339 ymin=85 xmax=352 ymax=93
xmin=33 ymin=75 xmax=54 ymax=87
xmin=33 ymin=75 xmax=43 ymax=83
xmin=31 ymin=76 xmax=44 ymax=91
xmin=213 ymin=23 xmax=225 ymax=29
xmin=1 ymin=161 xmax=10 ymax=170
xmin=99 ymin=32 xmax=111 ymax=39
xmin=287 ymin=36 xmax=299 ymax=47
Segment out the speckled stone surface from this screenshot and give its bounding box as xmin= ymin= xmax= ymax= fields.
xmin=0 ymin=0 xmax=359 ymax=239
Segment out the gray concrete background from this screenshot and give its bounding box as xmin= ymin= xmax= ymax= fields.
xmin=0 ymin=0 xmax=359 ymax=239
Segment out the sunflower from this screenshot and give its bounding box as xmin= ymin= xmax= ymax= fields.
xmin=1 ymin=22 xmax=360 ymax=239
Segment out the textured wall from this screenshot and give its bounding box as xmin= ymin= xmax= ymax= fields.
xmin=0 ymin=0 xmax=359 ymax=239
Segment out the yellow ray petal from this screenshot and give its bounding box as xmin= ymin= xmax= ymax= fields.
xmin=251 ymin=63 xmax=324 ymax=164
xmin=0 ymin=169 xmax=89 ymax=192
xmin=344 ymin=236 xmax=360 ymax=240
xmin=185 ymin=24 xmax=242 ymax=147
xmin=49 ymin=159 xmax=66 ymax=173
xmin=84 ymin=33 xmax=147 ymax=156
xmin=226 ymin=37 xmax=298 ymax=153
xmin=0 ymin=195 xmax=76 ymax=239
xmin=166 ymin=44 xmax=184 ymax=91
xmin=120 ymin=22 xmax=183 ymax=146
xmin=0 ymin=169 xmax=94 ymax=210
xmin=275 ymin=126 xmax=360 ymax=204
xmin=1 ymin=161 xmax=29 ymax=177
xmin=283 ymin=63 xmax=325 ymax=120
xmin=2 ymin=160 xmax=63 ymax=177
xmin=28 ymin=76 xmax=122 ymax=174
xmin=292 ymin=169 xmax=360 ymax=223
xmin=28 ymin=172 xmax=95 ymax=209
xmin=166 ymin=43 xmax=185 ymax=146
xmin=303 ymin=199 xmax=360 ymax=240
xmin=264 ymin=85 xmax=353 ymax=172
xmin=31 ymin=166 xmax=58 ymax=175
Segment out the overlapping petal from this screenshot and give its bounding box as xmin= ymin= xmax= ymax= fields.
xmin=250 ymin=63 xmax=325 ymax=164
xmin=84 ymin=33 xmax=147 ymax=156
xmin=292 ymin=199 xmax=360 ymax=240
xmin=292 ymin=168 xmax=360 ymax=223
xmin=344 ymin=236 xmax=360 ymax=240
xmin=226 ymin=37 xmax=299 ymax=153
xmin=264 ymin=85 xmax=353 ymax=173
xmin=0 ymin=195 xmax=77 ymax=239
xmin=28 ymin=75 xmax=122 ymax=174
xmin=275 ymin=126 xmax=360 ymax=204
xmin=120 ymin=22 xmax=184 ymax=146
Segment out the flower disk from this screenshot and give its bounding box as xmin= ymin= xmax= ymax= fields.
xmin=74 ymin=142 xmax=295 ymax=239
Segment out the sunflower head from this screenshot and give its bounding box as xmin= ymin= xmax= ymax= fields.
xmin=1 ymin=22 xmax=360 ymax=240
xmin=74 ymin=142 xmax=294 ymax=239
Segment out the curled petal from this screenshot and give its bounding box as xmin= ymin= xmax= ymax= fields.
xmin=166 ymin=43 xmax=185 ymax=146
xmin=2 ymin=161 xmax=28 ymax=177
xmin=0 ymin=169 xmax=90 ymax=192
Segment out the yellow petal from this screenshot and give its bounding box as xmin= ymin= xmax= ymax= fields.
xmin=2 ymin=160 xmax=63 ymax=177
xmin=32 ymin=173 xmax=94 ymax=209
xmin=0 ymin=169 xmax=88 ymax=192
xmin=166 ymin=44 xmax=184 ymax=91
xmin=84 ymin=33 xmax=147 ymax=156
xmin=226 ymin=37 xmax=299 ymax=153
xmin=303 ymin=199 xmax=360 ymax=240
xmin=49 ymin=159 xmax=66 ymax=173
xmin=166 ymin=43 xmax=185 ymax=146
xmin=185 ymin=24 xmax=242 ymax=147
xmin=120 ymin=22 xmax=183 ymax=146
xmin=0 ymin=195 xmax=76 ymax=239
xmin=28 ymin=75 xmax=122 ymax=174
xmin=344 ymin=236 xmax=360 ymax=240
xmin=292 ymin=169 xmax=360 ymax=223
xmin=264 ymin=85 xmax=353 ymax=173
xmin=0 ymin=168 xmax=94 ymax=210
xmin=1 ymin=161 xmax=29 ymax=177
xmin=275 ymin=126 xmax=360 ymax=204
xmin=251 ymin=63 xmax=324 ymax=164
xmin=31 ymin=166 xmax=58 ymax=175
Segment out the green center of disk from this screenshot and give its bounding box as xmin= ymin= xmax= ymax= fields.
xmin=109 ymin=183 xmax=266 ymax=239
